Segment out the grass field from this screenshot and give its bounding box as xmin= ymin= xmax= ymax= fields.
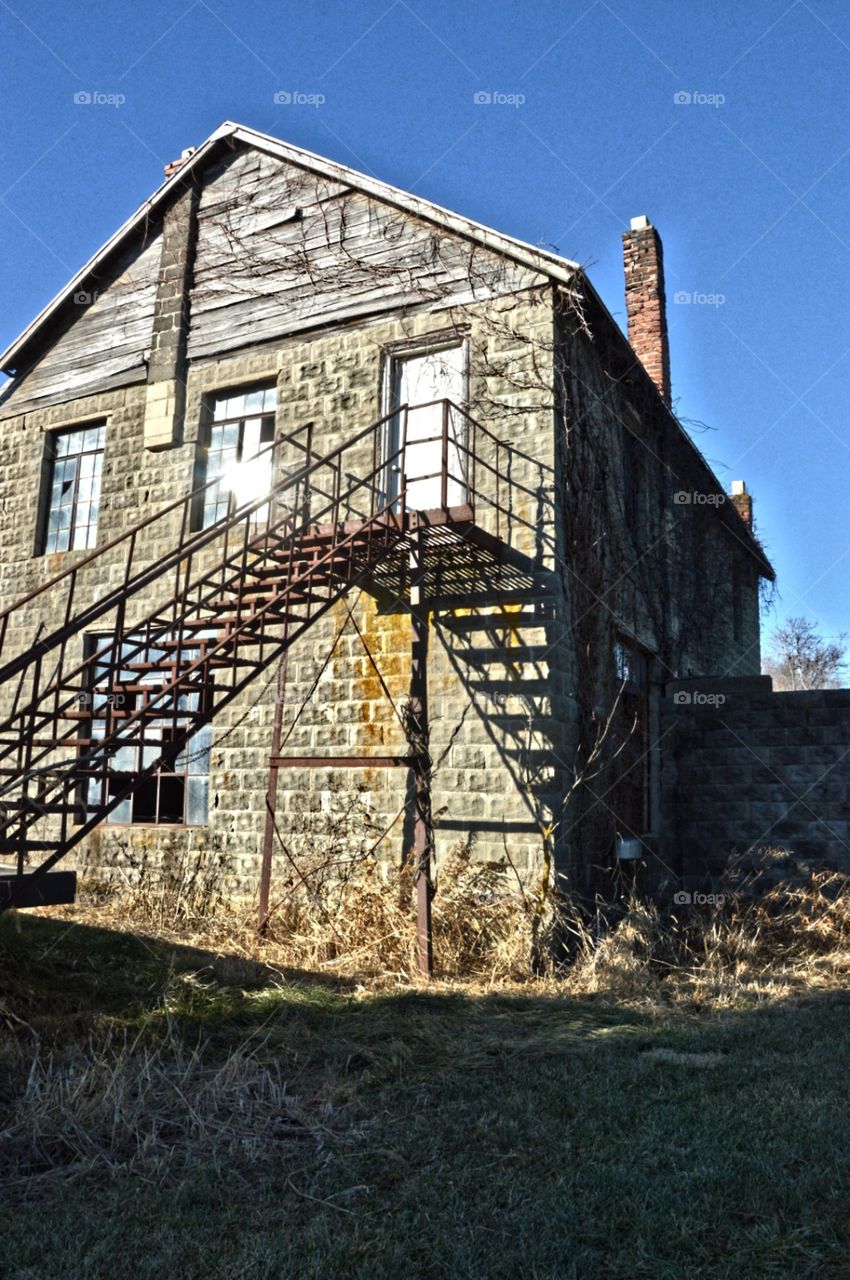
xmin=4 ymin=896 xmax=850 ymax=1280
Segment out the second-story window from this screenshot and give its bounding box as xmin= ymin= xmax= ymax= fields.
xmin=196 ymin=386 xmax=277 ymax=530
xmin=43 ymin=423 xmax=106 ymax=553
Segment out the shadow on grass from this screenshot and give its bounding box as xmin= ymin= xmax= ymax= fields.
xmin=6 ymin=913 xmax=850 ymax=1279
xmin=0 ymin=909 xmax=654 ymax=1053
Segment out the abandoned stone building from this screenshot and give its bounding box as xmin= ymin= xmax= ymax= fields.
xmin=4 ymin=119 xmax=842 ymax=961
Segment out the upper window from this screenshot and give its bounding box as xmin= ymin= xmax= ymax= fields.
xmin=43 ymin=423 xmax=105 ymax=553
xmin=196 ymin=386 xmax=277 ymax=530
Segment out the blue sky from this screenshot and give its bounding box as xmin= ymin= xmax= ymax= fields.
xmin=0 ymin=0 xmax=848 ymax=652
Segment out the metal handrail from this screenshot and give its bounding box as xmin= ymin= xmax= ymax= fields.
xmin=0 ymin=415 xmax=412 ymax=753
xmin=0 ymin=394 xmax=541 ymax=892
xmin=0 ymin=406 xmax=406 ymax=681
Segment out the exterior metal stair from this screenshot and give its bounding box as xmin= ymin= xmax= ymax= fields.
xmin=0 ymin=400 xmax=535 ymax=911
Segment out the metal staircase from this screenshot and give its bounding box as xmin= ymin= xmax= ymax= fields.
xmin=0 ymin=400 xmax=536 ymax=912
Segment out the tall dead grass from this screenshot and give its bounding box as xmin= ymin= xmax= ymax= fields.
xmin=62 ymin=848 xmax=850 ymax=1003
xmin=8 ymin=852 xmax=850 ymax=1195
xmin=78 ymin=843 xmax=556 ymax=982
xmin=0 ymin=1027 xmax=316 ymax=1195
xmin=571 ymin=868 xmax=850 ymax=1007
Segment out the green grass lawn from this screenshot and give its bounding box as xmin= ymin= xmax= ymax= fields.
xmin=3 ymin=911 xmax=850 ymax=1280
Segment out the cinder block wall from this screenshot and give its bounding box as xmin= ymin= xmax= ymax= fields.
xmin=0 ymin=290 xmax=569 ymax=897
xmin=662 ymin=677 xmax=850 ymax=883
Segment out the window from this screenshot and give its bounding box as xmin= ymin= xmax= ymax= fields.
xmin=43 ymin=423 xmax=105 ymax=552
xmin=384 ymin=342 xmax=467 ymax=510
xmin=84 ymin=632 xmax=211 ymax=826
xmin=195 ymin=386 xmax=277 ymax=529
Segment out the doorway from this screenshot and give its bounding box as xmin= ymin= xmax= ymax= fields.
xmin=385 ymin=342 xmax=467 ymax=510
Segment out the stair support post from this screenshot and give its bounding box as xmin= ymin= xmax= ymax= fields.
xmin=409 ymin=523 xmax=433 ymax=977
xmin=258 ymin=640 xmax=289 ymax=936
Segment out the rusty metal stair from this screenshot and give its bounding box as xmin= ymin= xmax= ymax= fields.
xmin=0 ymin=398 xmax=530 ymax=911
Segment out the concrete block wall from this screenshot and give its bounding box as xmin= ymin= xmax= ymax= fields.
xmin=662 ymin=676 xmax=850 ymax=884
xmin=0 ymin=289 xmax=570 ymax=898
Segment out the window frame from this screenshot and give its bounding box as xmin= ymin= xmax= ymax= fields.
xmin=192 ymin=384 xmax=278 ymax=531
xmin=379 ymin=332 xmax=470 ymax=509
xmin=41 ymin=421 xmax=106 ymax=555
xmin=82 ymin=631 xmax=211 ymax=828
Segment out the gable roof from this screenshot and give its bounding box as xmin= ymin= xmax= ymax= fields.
xmin=0 ymin=120 xmax=579 ymax=376
xmin=0 ymin=121 xmax=773 ymax=580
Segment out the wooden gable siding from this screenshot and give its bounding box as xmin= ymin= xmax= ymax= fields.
xmin=0 ymin=233 xmax=162 ymax=417
xmin=0 ymin=144 xmax=546 ymax=417
xmin=186 ymin=148 xmax=543 ymax=359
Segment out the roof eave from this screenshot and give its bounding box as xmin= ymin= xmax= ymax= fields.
xmin=561 ymin=276 xmax=775 ymax=581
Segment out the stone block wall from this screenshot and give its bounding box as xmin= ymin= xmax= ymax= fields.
xmin=0 ymin=277 xmax=773 ymax=906
xmin=0 ymin=288 xmax=570 ymax=898
xmin=661 ymin=676 xmax=850 ymax=884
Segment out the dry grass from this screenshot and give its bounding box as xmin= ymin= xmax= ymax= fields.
xmin=72 ymin=843 xmax=555 ymax=984
xmin=51 ymin=847 xmax=850 ymax=1010
xmin=0 ymin=1028 xmax=310 ymax=1195
xmin=7 ymin=851 xmax=850 ymax=1276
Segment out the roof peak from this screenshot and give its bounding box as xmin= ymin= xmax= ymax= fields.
xmin=1 ymin=122 xmax=578 ymax=374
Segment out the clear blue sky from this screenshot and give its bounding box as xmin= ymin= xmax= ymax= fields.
xmin=1 ymin=0 xmax=848 ymax=651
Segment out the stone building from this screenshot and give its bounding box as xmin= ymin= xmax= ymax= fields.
xmin=0 ymin=123 xmax=777 ymax=945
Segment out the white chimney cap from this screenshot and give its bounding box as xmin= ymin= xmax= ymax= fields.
xmin=731 ymin=480 xmax=747 ymax=495
xmin=630 ymin=215 xmax=651 ymax=231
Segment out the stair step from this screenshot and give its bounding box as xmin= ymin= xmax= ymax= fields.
xmin=202 ymin=656 xmax=260 ymax=670
xmin=122 ymin=660 xmax=180 ymax=673
xmin=208 ymin=588 xmax=327 ymax=609
xmin=64 ymin=708 xmax=189 ymax=724
xmin=2 ymin=840 xmax=62 ymax=852
xmin=24 ymin=802 xmax=86 ymax=818
xmin=249 ymin=560 xmax=359 ymax=581
xmin=111 ymin=682 xmax=216 ymax=696
xmin=181 ymin=613 xmax=305 ymax=631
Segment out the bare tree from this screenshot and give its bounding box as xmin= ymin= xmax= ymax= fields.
xmin=765 ymin=616 xmax=847 ymax=690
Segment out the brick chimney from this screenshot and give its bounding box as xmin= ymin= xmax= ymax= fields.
xmin=729 ymin=480 xmax=753 ymax=529
xmin=164 ymin=147 xmax=196 ymax=178
xmin=622 ymin=215 xmax=671 ymax=406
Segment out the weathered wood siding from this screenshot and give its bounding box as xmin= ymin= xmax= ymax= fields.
xmin=186 ymin=148 xmax=543 ymax=359
xmin=0 ymin=234 xmax=162 ymax=417
xmin=1 ymin=142 xmax=545 ymax=415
